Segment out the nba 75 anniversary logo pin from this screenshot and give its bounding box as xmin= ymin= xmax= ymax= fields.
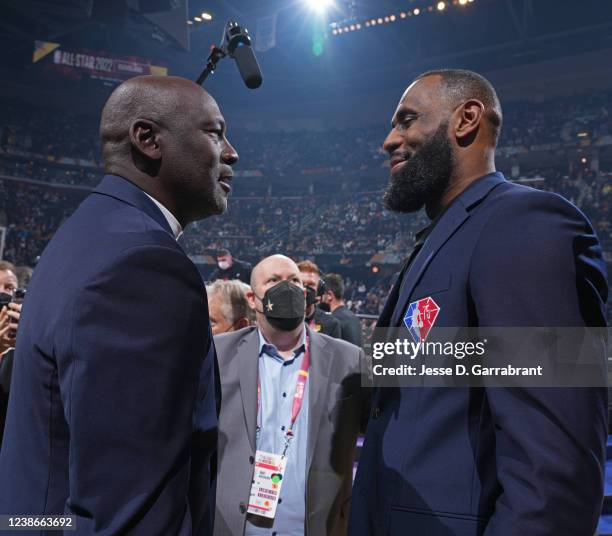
xmin=403 ymin=297 xmax=440 ymax=343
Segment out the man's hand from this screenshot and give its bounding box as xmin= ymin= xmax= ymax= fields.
xmin=0 ymin=302 xmax=21 ymax=355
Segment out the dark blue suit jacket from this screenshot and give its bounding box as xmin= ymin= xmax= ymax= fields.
xmin=0 ymin=175 xmax=219 ymax=535
xmin=350 ymin=173 xmax=608 ymax=536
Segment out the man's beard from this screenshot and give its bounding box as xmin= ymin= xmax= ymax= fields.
xmin=383 ymin=122 xmax=454 ymax=214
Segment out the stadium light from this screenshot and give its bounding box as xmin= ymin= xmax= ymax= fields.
xmin=194 ymin=16 xmax=202 ymax=22
xmin=413 ymin=8 xmax=421 ymax=15
xmin=306 ymin=0 xmax=334 ymax=14
xmin=201 ymin=12 xmax=213 ymax=21
xmin=459 ymin=0 xmax=468 ymax=4
xmin=437 ymin=2 xmax=446 ymax=11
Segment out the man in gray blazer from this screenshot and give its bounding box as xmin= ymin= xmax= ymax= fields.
xmin=213 ymin=254 xmax=369 ymax=536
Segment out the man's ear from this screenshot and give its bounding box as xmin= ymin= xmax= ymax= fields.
xmin=246 ymin=290 xmax=257 ymax=311
xmin=129 ymin=119 xmax=162 ymax=160
xmin=453 ymin=99 xmax=485 ymax=145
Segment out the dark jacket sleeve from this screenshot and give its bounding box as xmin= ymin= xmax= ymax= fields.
xmin=340 ymin=312 xmax=363 ymax=348
xmin=469 ymin=191 xmax=608 ymax=536
xmin=59 ymin=244 xmax=212 ymax=535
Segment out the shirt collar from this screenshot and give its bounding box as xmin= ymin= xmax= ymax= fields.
xmin=257 ymin=327 xmax=307 ymax=361
xmin=143 ymin=193 xmax=183 ymax=240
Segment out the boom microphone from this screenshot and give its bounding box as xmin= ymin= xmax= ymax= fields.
xmin=195 ymin=20 xmax=263 ymax=89
xmin=224 ymin=21 xmax=263 ymax=89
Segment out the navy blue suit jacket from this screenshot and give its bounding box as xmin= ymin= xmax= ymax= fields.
xmin=350 ymin=173 xmax=608 ymax=536
xmin=0 ymin=175 xmax=219 ymax=535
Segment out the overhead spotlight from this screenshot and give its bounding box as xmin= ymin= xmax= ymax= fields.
xmin=305 ymin=0 xmax=334 ymax=14
xmin=384 ymin=16 xmax=390 ymax=22
xmin=459 ymin=0 xmax=468 ymax=4
xmin=356 ymin=23 xmax=362 ymax=29
xmin=349 ymin=24 xmax=355 ymax=30
xmin=201 ymin=12 xmax=212 ymax=20
xmin=437 ymin=2 xmax=446 ymax=10
xmin=390 ymin=14 xmax=396 ymax=21
xmin=581 ymin=157 xmax=588 ymax=164
xmin=371 ymin=18 xmax=377 ymax=24
xmin=413 ymin=8 xmax=420 ymax=15
xmin=332 ymin=28 xmax=338 ymax=34
xmin=194 ymin=16 xmax=202 ymax=21
xmin=365 ymin=20 xmax=370 ymax=26
xmin=187 ymin=20 xmax=193 ymax=25
xmin=400 ymin=11 xmax=407 ymax=18
xmin=377 ymin=17 xmax=383 ymax=23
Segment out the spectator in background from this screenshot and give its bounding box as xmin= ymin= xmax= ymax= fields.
xmin=209 ymin=248 xmax=252 ymax=283
xmin=0 ymin=262 xmax=17 ymax=296
xmin=297 ymin=260 xmax=341 ymax=338
xmin=0 ymin=261 xmax=22 ymax=446
xmin=213 ymin=254 xmax=368 ymax=536
xmin=206 ymin=279 xmax=255 ymax=335
xmin=322 ymin=273 xmax=362 ymax=347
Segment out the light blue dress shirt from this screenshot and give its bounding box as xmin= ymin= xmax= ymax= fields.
xmin=245 ymin=328 xmax=309 ymax=536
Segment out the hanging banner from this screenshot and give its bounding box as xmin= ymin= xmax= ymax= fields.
xmin=32 ymin=41 xmax=168 ymax=85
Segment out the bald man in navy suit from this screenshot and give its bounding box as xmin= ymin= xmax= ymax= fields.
xmin=0 ymin=76 xmax=239 ymax=535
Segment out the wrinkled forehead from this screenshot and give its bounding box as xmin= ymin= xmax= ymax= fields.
xmin=254 ymin=258 xmax=300 ymax=287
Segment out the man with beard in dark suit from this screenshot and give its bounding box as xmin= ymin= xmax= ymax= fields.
xmin=350 ymin=69 xmax=608 ymax=536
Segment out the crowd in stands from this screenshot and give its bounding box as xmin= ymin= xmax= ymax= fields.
xmin=1 ymin=88 xmax=611 ymax=185
xmin=0 ymin=89 xmax=610 ymax=318
xmin=1 ymin=165 xmax=609 ymax=317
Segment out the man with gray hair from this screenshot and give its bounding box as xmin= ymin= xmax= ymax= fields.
xmin=207 ymin=279 xmax=255 ymax=335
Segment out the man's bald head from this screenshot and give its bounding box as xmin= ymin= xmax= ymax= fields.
xmin=96 ymin=75 xmax=239 ymax=226
xmin=415 ymin=69 xmax=503 ymax=144
xmin=250 ymin=255 xmax=302 ymax=294
xmin=99 ymin=75 xmax=215 ymax=172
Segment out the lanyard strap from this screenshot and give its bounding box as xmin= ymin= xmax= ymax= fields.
xmin=257 ymin=334 xmax=310 ymax=439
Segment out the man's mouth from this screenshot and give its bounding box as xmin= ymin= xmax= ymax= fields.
xmin=219 ymin=175 xmax=233 ymax=193
xmin=390 ymin=156 xmax=408 ymax=174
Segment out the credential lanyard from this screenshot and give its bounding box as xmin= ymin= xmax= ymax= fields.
xmin=257 ymin=334 xmax=310 ymax=456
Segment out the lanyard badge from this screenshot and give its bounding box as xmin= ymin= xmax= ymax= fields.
xmin=248 ymin=336 xmax=310 ymax=520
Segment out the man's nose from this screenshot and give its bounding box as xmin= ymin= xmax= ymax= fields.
xmin=382 ymin=128 xmax=402 ymax=156
xmin=221 ymin=138 xmax=239 ymax=166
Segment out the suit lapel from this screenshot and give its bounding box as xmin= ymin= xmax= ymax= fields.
xmin=306 ymin=327 xmax=333 ymax=474
xmin=390 ymin=203 xmax=469 ymax=326
xmin=237 ymin=329 xmax=260 ymax=452
xmin=390 ymin=172 xmax=507 ymax=327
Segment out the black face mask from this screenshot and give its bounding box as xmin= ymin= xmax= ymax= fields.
xmin=305 ymin=285 xmax=317 ymax=307
xmin=258 ymin=280 xmax=305 ymax=331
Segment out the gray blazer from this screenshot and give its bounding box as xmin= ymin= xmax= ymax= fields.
xmin=213 ymin=325 xmax=369 ymax=536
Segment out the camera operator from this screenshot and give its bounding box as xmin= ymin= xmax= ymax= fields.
xmin=0 ymin=261 xmax=23 ymax=445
